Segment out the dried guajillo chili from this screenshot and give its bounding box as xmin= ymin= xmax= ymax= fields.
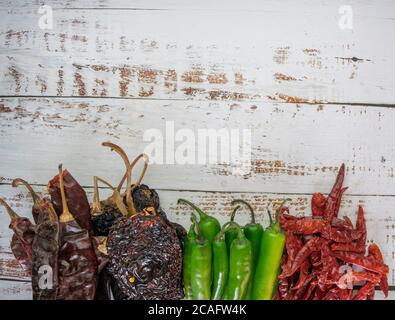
xmin=55 ymin=164 xmax=98 ymax=300
xmin=177 ymin=199 xmax=221 ymax=243
xmin=48 ymin=168 xmax=92 ymax=233
xmin=324 ymin=163 xmax=345 ymax=221
xmin=183 ymin=219 xmax=198 ymax=300
xmin=31 ymin=204 xmax=59 ymax=300
xmin=0 ymin=198 xmax=35 ymax=273
xmin=252 ymin=200 xmax=288 ymax=300
xmin=225 ymin=223 xmax=252 ymax=300
xmin=230 ymin=199 xmax=263 ymax=299
xmin=188 ymin=214 xmax=212 ymax=300
xmin=368 ymin=243 xmax=388 ymax=297
xmin=12 ymin=178 xmax=47 ymax=223
xmin=211 ymin=222 xmax=229 ymax=300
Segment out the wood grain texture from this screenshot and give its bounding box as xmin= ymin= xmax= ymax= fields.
xmin=1 ymin=0 xmax=394 ymax=299
xmin=1 ymin=1 xmax=395 ymax=103
xmin=1 ymin=98 xmax=395 ymax=194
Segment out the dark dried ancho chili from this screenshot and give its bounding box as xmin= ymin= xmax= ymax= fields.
xmin=48 ymin=168 xmax=92 ymax=233
xmin=107 ymin=215 xmax=183 ymax=300
xmin=55 ymin=164 xmax=98 ymax=300
xmin=0 ymin=198 xmax=35 ymax=273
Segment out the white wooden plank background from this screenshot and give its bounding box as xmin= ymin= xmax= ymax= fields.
xmin=0 ymin=0 xmax=394 ymax=299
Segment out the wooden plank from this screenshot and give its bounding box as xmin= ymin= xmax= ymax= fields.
xmin=1 ymin=3 xmax=395 ymax=104
xmin=0 ymin=280 xmax=31 ymax=300
xmin=0 ymin=185 xmax=393 ymax=285
xmin=0 ymin=98 xmax=395 ymax=194
xmin=0 ymin=279 xmax=392 ymax=300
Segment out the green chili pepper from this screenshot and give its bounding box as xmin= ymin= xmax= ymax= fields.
xmin=252 ymin=199 xmax=290 ymax=300
xmin=226 ymin=224 xmax=252 ymax=300
xmin=224 ymin=206 xmax=241 ymax=253
xmin=231 ymin=199 xmax=263 ymax=299
xmin=189 ymin=214 xmax=212 ymax=300
xmin=178 ymin=198 xmax=221 ymax=243
xmin=211 ymin=224 xmax=229 ymax=300
xmin=183 ymin=219 xmax=197 ymax=300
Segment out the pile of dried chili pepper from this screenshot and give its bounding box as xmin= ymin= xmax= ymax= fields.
xmin=277 ymin=164 xmax=389 ymax=300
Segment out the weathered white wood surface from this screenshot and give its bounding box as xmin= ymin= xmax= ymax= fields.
xmin=1 ymin=1 xmax=395 ymax=104
xmin=0 ymin=0 xmax=394 ymax=299
xmin=1 ymin=98 xmax=395 ymax=194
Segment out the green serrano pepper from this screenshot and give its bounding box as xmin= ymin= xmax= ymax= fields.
xmin=211 ymin=224 xmax=229 ymax=300
xmin=183 ymin=220 xmax=197 ymax=300
xmin=252 ymin=199 xmax=289 ymax=300
xmin=224 ymin=206 xmax=241 ymax=253
xmin=231 ymin=199 xmax=263 ymax=299
xmin=178 ymin=198 xmax=221 ymax=243
xmin=226 ymin=224 xmax=253 ymax=300
xmin=190 ymin=215 xmax=212 ymax=300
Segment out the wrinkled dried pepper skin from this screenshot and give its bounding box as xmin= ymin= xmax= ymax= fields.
xmin=32 ymin=218 xmax=59 ymax=300
xmin=57 ymin=220 xmax=98 ymax=300
xmin=107 ymin=215 xmax=183 ymax=300
xmin=48 ymin=170 xmax=92 ymax=233
xmin=10 ymin=234 xmax=32 ymax=273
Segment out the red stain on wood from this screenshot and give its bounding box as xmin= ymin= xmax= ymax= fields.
xmin=138 ymin=68 xmax=158 ymax=84
xmin=164 ymin=69 xmax=177 ymax=92
xmin=8 ymin=66 xmax=22 ymax=93
xmin=274 ymin=73 xmax=297 ymax=82
xmin=119 ymin=66 xmax=132 ymax=96
xmin=181 ymin=68 xmax=205 ymax=83
xmin=207 ymin=73 xmax=228 ymax=84
xmin=74 ymin=72 xmax=86 ymax=96
xmin=0 ymin=104 xmax=12 ymax=113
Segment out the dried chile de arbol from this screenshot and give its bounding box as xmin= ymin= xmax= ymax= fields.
xmin=54 ymin=164 xmax=98 ymax=300
xmin=48 ymin=168 xmax=92 ymax=233
xmin=0 ymin=198 xmax=35 ymax=274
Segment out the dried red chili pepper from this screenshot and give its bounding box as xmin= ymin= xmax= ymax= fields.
xmin=0 ymin=198 xmax=35 ymax=273
xmin=48 ymin=168 xmax=92 ymax=233
xmin=311 ymin=193 xmax=326 ymax=217
xmin=324 ymin=163 xmax=345 ymax=222
xmin=281 ymin=236 xmax=323 ymax=278
xmin=280 ymin=216 xmax=328 ymax=235
xmin=333 ymin=251 xmax=389 ymax=276
xmin=292 ymin=274 xmax=314 ymax=300
xmin=322 ymin=225 xmax=362 ymax=243
xmin=317 ymin=243 xmax=340 ymax=289
xmin=55 ymin=164 xmax=98 ymax=300
xmin=303 ymin=279 xmax=317 ymax=300
xmin=330 ymin=242 xmax=365 ymax=253
xmin=353 ymin=282 xmax=376 ymax=300
xmin=368 ymin=243 xmax=388 ymax=297
xmin=356 ymin=205 xmax=366 ymax=251
xmin=331 ymin=217 xmax=353 ymax=230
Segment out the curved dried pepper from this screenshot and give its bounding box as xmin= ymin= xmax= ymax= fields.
xmin=368 ymin=243 xmax=388 ymax=298
xmin=280 ymin=216 xmax=328 ymax=235
xmin=311 ymin=193 xmax=326 ymax=217
xmin=356 ymin=205 xmax=366 ymax=250
xmin=330 ymin=242 xmax=365 ymax=253
xmin=333 ymin=251 xmax=389 ymax=275
xmin=0 ymin=198 xmax=35 ymax=273
xmin=324 ymin=163 xmax=345 ymax=222
xmin=55 ymin=164 xmax=98 ymax=300
xmin=353 ymin=282 xmax=376 ymax=300
xmin=48 ymin=168 xmax=92 ymax=233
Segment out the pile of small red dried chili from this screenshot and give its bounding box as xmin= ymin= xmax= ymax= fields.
xmin=277 ymin=164 xmax=389 ymax=300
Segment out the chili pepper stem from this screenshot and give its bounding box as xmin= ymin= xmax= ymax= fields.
xmin=12 ymin=178 xmax=41 ymax=205
xmin=0 ymin=198 xmax=20 ymax=220
xmin=102 ymin=142 xmax=135 ymax=216
xmin=231 ymin=199 xmax=256 ymax=224
xmin=116 ymin=153 xmax=149 ymax=193
xmin=58 ymin=164 xmax=74 ymax=223
xmin=177 ymin=198 xmax=207 ymax=219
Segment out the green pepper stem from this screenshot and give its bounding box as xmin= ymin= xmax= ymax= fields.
xmin=267 ymin=209 xmax=274 ymax=226
xmin=230 ymin=205 xmax=240 ymax=222
xmin=231 ymin=199 xmax=256 ymax=224
xmin=11 ymin=178 xmax=41 ymax=205
xmin=177 ymin=198 xmax=208 ymax=220
xmin=0 ymin=198 xmax=20 ymax=220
